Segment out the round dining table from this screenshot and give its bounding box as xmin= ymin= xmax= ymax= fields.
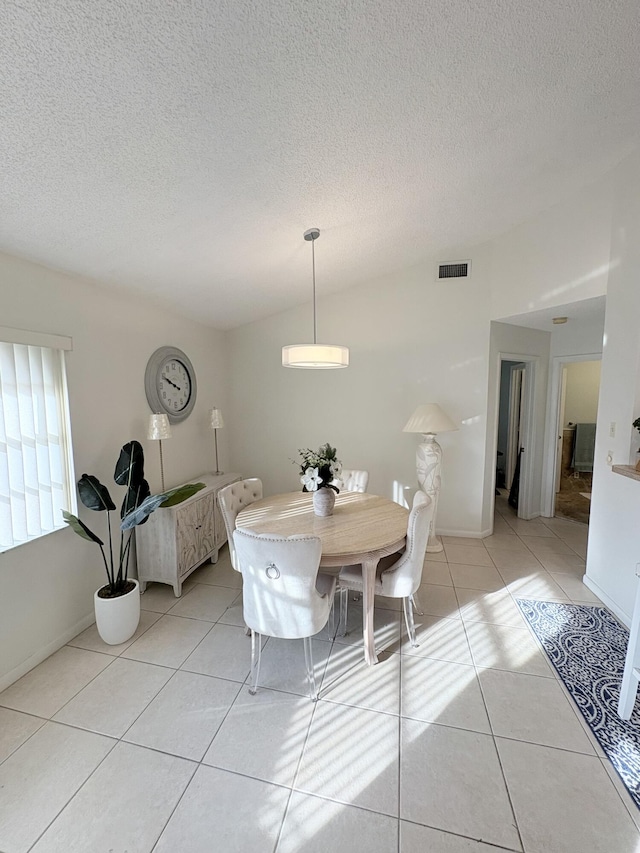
xmin=236 ymin=490 xmax=409 ymax=665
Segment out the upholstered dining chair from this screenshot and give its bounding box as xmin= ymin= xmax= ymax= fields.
xmin=233 ymin=528 xmax=337 ymax=701
xmin=218 ymin=478 xmax=263 ymax=571
xmin=337 ymin=469 xmax=369 ymax=493
xmin=337 ymin=490 xmax=433 ymax=647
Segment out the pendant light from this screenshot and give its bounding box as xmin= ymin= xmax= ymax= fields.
xmin=282 ymin=228 xmax=349 ymax=369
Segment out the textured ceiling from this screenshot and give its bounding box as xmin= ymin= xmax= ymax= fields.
xmin=1 ymin=1 xmax=638 ymax=330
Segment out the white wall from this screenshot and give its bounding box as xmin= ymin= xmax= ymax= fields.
xmin=0 ymin=252 xmax=227 ymax=688
xmin=563 ymin=361 xmax=601 ymax=426
xmin=228 ymin=246 xmax=493 ymax=537
xmin=586 ymin=150 xmax=640 ymax=624
xmin=490 ymin=176 xmax=612 ymax=320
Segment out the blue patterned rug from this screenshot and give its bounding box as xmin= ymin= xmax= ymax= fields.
xmin=517 ymin=598 xmax=640 ymax=809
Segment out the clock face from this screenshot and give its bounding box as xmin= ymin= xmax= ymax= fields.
xmin=145 ymin=347 xmax=197 ymax=423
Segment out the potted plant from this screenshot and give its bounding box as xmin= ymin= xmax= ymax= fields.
xmin=297 ymin=442 xmax=342 ymax=516
xmin=63 ymin=440 xmax=204 ymax=644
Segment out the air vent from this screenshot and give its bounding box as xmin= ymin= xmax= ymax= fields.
xmin=438 ymin=261 xmax=470 ymax=279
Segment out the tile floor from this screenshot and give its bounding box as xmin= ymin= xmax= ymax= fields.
xmin=1 ymin=496 xmax=639 ymax=852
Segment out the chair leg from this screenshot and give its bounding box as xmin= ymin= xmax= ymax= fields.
xmin=303 ymin=636 xmax=318 ymax=701
xmin=339 ymin=588 xmax=348 ymax=636
xmin=249 ymin=630 xmax=262 ymax=695
xmin=403 ymin=597 xmax=419 ymax=648
xmin=328 ymin=594 xmax=336 ymax=639
xmin=411 ymin=591 xmax=424 ymax=616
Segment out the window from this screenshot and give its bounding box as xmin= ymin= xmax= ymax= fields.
xmin=0 ymin=327 xmax=75 ymax=552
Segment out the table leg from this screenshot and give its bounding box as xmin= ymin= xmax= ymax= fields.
xmin=362 ymin=557 xmax=379 ymax=666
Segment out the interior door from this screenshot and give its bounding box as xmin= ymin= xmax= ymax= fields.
xmin=506 ymin=365 xmax=525 ymax=489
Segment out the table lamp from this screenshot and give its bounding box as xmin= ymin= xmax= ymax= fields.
xmin=403 ymin=403 xmax=458 ymax=552
xmin=147 ymin=413 xmax=172 ymax=492
xmin=209 ymin=408 xmax=224 ymax=474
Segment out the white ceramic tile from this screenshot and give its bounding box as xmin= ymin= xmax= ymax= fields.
xmin=333 ymin=603 xmax=401 ymax=654
xmin=124 ymin=670 xmax=240 ymax=760
xmin=400 ymin=822 xmax=513 ymax=852
xmin=0 ymin=722 xmax=114 ymax=853
xmin=166 ymin=582 xmax=239 ymax=621
xmin=190 ymin=557 xmax=242 ymax=589
xmin=455 ymin=587 xmax=526 ymax=628
xmin=535 ymin=552 xmax=587 ymax=574
xmin=483 ymin=533 xmax=529 ymax=552
xmin=67 ymin=608 xmax=162 ymax=655
xmin=489 ymin=550 xmax=543 ymax=571
xmin=400 ymin=719 xmax=520 ymax=850
xmin=600 ymin=756 xmax=640 ymax=833
xmin=203 ymin=686 xmax=313 ymax=786
xmin=401 ymin=656 xmax=490 ymax=733
xmin=216 ymin=591 xmax=247 ymax=627
xmin=31 ymin=742 xmax=195 ymax=853
xmin=478 ymin=668 xmax=595 ymax=753
xmin=518 ymin=535 xmax=575 ymax=556
xmin=414 ymin=584 xmax=461 ymax=619
xmin=540 ymin=517 xmax=586 ymax=538
xmin=443 ymin=544 xmax=494 ymax=567
xmin=499 ymin=568 xmax=570 ymax=601
xmin=278 ymin=791 xmax=399 ymax=853
xmin=497 ymin=737 xmax=640 ymax=853
xmin=465 ymin=621 xmax=553 ymax=677
xmin=154 ymin=764 xmax=289 ymax=853
xmin=0 ymin=646 xmax=112 ymax=718
xmin=504 ymin=519 xmax=557 ymax=537
xmin=425 ymin=548 xmax=447 ymax=562
xmin=0 ymin=707 xmax=45 ymax=764
xmin=421 ymin=560 xmax=453 ymax=586
xmin=549 ymin=571 xmax=601 ymax=602
xmin=561 ymin=537 xmax=588 ymax=559
xmin=120 ymin=613 xmax=212 ymax=668
xmin=449 ymin=562 xmax=505 ymax=592
xmin=139 ymin=578 xmax=196 ymax=612
xmin=181 ymin=622 xmax=253 ymax=682
xmin=296 ymin=699 xmax=399 ymax=815
xmin=53 ymin=658 xmax=173 ymax=737
xmin=322 ymin=644 xmax=401 ymax=715
xmin=257 ymin=636 xmax=333 ymax=697
xmin=400 ymin=615 xmax=473 ymax=665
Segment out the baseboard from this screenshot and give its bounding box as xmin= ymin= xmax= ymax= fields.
xmin=437 ymin=528 xmax=493 ymax=539
xmin=582 ymin=575 xmax=631 ymax=628
xmin=0 ymin=611 xmax=96 ymax=693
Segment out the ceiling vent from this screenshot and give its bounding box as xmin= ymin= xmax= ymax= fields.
xmin=438 ymin=261 xmax=470 ymax=280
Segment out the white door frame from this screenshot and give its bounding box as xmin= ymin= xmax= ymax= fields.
xmin=541 ymin=352 xmax=602 ymax=517
xmin=492 ymin=352 xmax=539 ymax=520
xmin=506 ymin=364 xmax=525 ymax=489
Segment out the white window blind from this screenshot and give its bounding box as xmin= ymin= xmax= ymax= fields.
xmin=0 ymin=339 xmax=75 ymax=551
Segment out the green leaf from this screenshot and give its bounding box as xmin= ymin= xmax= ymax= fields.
xmin=62 ymin=510 xmax=104 ymax=546
xmin=120 ymin=493 xmax=167 ymax=530
xmin=120 ymin=478 xmax=150 ymax=520
xmin=159 ymin=483 xmax=206 ymax=507
xmin=114 ymin=441 xmax=145 ymax=489
xmin=77 ymin=474 xmax=116 ymax=512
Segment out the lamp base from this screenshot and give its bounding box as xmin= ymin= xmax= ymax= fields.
xmin=416 ymin=434 xmax=444 ymax=552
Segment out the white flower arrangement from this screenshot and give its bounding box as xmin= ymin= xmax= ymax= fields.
xmin=297 ymin=443 xmax=342 ymax=492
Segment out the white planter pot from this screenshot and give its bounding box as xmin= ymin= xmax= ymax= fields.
xmin=94 ymin=580 xmax=141 ymax=645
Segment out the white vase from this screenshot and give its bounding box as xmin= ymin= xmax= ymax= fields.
xmin=94 ymin=579 xmax=141 ymax=645
xmin=313 ymin=488 xmax=335 ymax=517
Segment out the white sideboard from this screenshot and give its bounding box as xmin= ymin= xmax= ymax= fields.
xmin=136 ymin=472 xmax=241 ymax=596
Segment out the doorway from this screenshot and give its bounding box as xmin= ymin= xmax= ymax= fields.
xmin=549 ymin=357 xmax=601 ymax=524
xmin=495 ymin=356 xmax=536 ymax=518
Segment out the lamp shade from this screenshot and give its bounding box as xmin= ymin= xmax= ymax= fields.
xmin=282 ymin=344 xmax=349 ymax=369
xmin=402 ymin=404 xmax=458 ymax=434
xmin=147 ymin=413 xmax=172 ymax=440
xmin=209 ymin=407 xmax=225 ymax=429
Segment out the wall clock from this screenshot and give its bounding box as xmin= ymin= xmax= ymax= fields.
xmin=144 ymin=346 xmax=197 ymax=424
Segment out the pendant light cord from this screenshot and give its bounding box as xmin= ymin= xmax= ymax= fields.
xmin=311 ymin=236 xmax=317 ymax=344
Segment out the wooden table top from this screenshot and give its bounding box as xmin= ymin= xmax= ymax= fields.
xmin=236 ymin=491 xmax=409 ymax=560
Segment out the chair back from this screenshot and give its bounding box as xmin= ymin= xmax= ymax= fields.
xmin=338 ymin=469 xmax=369 ymax=493
xmin=218 ymin=478 xmax=263 ymax=569
xmin=379 ymin=491 xmax=433 ymax=598
xmin=233 ymin=528 xmax=331 ymax=639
